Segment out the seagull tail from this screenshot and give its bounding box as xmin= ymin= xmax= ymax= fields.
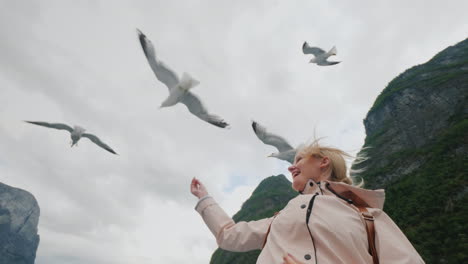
xmin=328 ymin=46 xmax=337 ymax=55
xmin=179 ymin=72 xmax=200 ymax=90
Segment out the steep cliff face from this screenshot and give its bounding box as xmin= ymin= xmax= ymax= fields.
xmin=353 ymin=38 xmax=468 ymax=263
xmin=359 ymin=38 xmax=468 ymax=188
xmin=0 ymin=182 xmax=40 ymax=264
xmin=210 ymin=175 xmax=297 ymax=264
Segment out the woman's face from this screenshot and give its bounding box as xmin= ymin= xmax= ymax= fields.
xmin=288 ymin=153 xmax=329 ymax=192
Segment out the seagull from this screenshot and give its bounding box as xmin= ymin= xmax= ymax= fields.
xmin=137 ymin=29 xmax=230 ymax=129
xmin=24 ymin=121 xmax=117 ymax=155
xmin=302 ymin=42 xmax=341 ymax=66
xmin=251 ymin=121 xmax=296 ymax=164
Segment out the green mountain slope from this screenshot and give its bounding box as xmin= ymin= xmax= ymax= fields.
xmin=353 ymin=38 xmax=468 ymax=263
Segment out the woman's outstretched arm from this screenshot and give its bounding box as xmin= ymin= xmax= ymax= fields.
xmin=191 ymin=177 xmax=273 ymax=252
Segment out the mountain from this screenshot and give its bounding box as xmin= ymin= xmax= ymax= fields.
xmin=0 ymin=182 xmax=40 ymax=264
xmin=209 ymin=174 xmax=298 ymax=264
xmin=352 ymin=38 xmax=468 ymax=263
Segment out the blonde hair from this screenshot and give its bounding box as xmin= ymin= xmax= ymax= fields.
xmin=296 ymin=139 xmax=364 ymax=187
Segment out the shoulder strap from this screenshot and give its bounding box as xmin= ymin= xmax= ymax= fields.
xmin=262 ymin=211 xmax=280 ymax=248
xmin=357 ymin=207 xmax=379 ymax=264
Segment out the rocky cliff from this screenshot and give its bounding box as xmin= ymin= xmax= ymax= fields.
xmin=0 ymin=182 xmax=40 ymax=264
xmin=210 ymin=174 xmax=297 ymax=264
xmin=352 ymin=38 xmax=467 ymax=263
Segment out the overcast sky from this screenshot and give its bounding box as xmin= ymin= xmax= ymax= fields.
xmin=0 ymin=1 xmax=467 ymax=263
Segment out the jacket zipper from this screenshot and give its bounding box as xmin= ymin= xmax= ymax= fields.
xmin=306 ymin=193 xmax=319 ymax=263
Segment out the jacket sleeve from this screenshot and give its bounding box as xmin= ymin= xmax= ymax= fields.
xmin=195 ymin=196 xmax=273 ymax=252
xmin=374 ymin=210 xmax=425 ymax=263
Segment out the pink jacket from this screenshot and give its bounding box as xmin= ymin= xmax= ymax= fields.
xmin=195 ymin=179 xmax=425 ymax=264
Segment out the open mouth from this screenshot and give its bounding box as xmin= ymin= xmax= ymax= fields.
xmin=293 ymin=171 xmax=300 ymax=178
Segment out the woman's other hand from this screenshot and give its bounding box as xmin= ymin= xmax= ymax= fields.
xmin=283 ymin=253 xmax=305 ymax=264
xmin=190 ymin=177 xmax=208 ymax=199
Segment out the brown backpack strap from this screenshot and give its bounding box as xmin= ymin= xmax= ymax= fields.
xmin=262 ymin=211 xmax=280 ymax=248
xmin=357 ymin=207 xmax=379 ymax=264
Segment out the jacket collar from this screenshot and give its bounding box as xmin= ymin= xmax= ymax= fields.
xmin=300 ymin=179 xmax=386 ymax=209
xmin=300 ymin=179 xmax=322 ymax=195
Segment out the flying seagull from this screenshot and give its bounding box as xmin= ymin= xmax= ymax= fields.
xmin=251 ymin=121 xmax=296 ymax=164
xmin=302 ymin=42 xmax=341 ymax=66
xmin=137 ymin=29 xmax=230 ymax=128
xmin=24 ymin=121 xmax=117 ymax=155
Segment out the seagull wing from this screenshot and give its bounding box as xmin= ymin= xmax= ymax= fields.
xmin=317 ymin=61 xmax=341 ymax=66
xmin=180 ymin=92 xmax=230 ymax=128
xmin=82 ymin=133 xmax=117 ymax=155
xmin=137 ymin=29 xmax=179 ymax=90
xmin=24 ymin=121 xmax=73 ymax=133
xmin=284 ymin=150 xmax=297 ymax=164
xmin=251 ymin=121 xmax=293 ymax=153
xmin=302 ymin=42 xmax=326 ymax=56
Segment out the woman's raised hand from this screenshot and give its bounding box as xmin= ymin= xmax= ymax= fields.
xmin=282 ymin=253 xmax=305 ymax=264
xmin=190 ymin=177 xmax=209 ymax=199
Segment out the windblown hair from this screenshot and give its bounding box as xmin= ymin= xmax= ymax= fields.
xmin=296 ymin=139 xmax=365 ymax=187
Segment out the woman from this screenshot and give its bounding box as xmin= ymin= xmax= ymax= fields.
xmin=190 ymin=141 xmax=425 ymax=264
